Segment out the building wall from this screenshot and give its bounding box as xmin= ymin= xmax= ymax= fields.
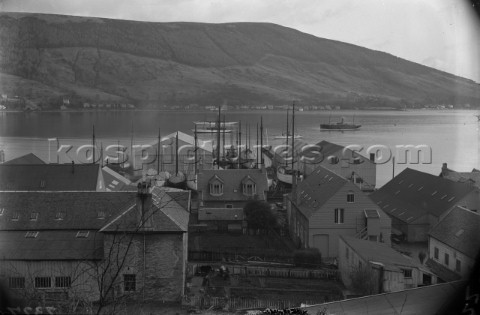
xmin=429 ymin=237 xmax=475 ymax=279
xmin=307 ymin=182 xmax=391 ymax=258
xmin=0 ymin=260 xmax=99 ymax=302
xmin=103 ymin=232 xmax=186 ymax=302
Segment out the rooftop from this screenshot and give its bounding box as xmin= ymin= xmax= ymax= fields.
xmin=440 ymin=163 xmax=480 ymax=188
xmin=0 ymin=163 xmax=101 ymax=191
xmin=370 ymin=168 xmax=475 ymax=223
xmin=429 ymin=206 xmax=480 ymax=259
xmin=2 ymin=153 xmax=45 ymax=165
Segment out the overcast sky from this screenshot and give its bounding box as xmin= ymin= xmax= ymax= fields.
xmin=1 ymin=0 xmax=479 ymax=82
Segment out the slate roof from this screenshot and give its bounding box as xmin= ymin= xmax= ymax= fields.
xmin=0 ymin=230 xmax=103 ymax=260
xmin=294 ymin=165 xmax=347 ymax=218
xmin=429 ymin=206 xmax=480 ymax=258
xmin=370 ymin=168 xmax=475 ymax=223
xmin=100 ymin=187 xmax=189 ymax=233
xmin=341 ymin=236 xmax=422 ymax=271
xmin=303 ymin=281 xmax=466 ymax=315
xmin=0 ymin=192 xmax=136 ymax=230
xmin=3 ymin=153 xmax=45 ymax=165
xmin=198 ymin=168 xmax=269 ymax=201
xmin=0 ymin=164 xmax=101 ymax=191
xmin=425 ymin=258 xmax=462 ymax=282
xmin=441 ymin=164 xmax=480 ymax=188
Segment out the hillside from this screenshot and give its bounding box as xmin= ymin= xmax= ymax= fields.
xmin=0 ymin=12 xmax=479 ymax=109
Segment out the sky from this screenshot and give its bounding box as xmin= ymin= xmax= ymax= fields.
xmin=1 ymin=0 xmax=479 ymax=82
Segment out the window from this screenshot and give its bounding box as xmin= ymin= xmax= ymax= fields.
xmin=40 ymin=180 xmax=46 ymax=188
xmin=35 ymin=277 xmax=51 ymax=288
xmin=334 ymin=208 xmax=344 ymax=224
xmin=444 ymin=253 xmax=450 ymax=266
xmin=243 ymin=183 xmax=256 ymax=196
xmin=25 ymin=231 xmax=39 ymax=238
xmin=225 ymin=204 xmax=233 ymax=209
xmin=402 ymin=269 xmax=412 ymax=278
xmin=209 ymin=183 xmax=223 ymax=196
xmin=124 ymin=274 xmax=136 ymax=292
xmin=456 ymin=259 xmax=461 ymax=273
xmin=11 ymin=212 xmax=19 ymax=221
xmin=434 ymin=247 xmax=439 ymax=260
xmin=55 ymin=276 xmax=71 ymax=288
xmin=347 ymin=192 xmax=355 ymax=203
xmin=30 ymin=212 xmax=39 ymax=221
xmin=76 ymin=231 xmax=90 ymax=238
xmin=9 ymin=277 xmax=25 ymax=289
xmin=55 ymin=211 xmax=65 ymax=220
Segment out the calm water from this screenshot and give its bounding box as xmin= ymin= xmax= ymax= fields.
xmin=1 ymin=109 xmax=479 ymax=187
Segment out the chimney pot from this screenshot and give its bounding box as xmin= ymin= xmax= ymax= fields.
xmin=71 ymin=161 xmax=75 ymax=173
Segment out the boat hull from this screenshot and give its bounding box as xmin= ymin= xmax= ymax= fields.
xmin=320 ymin=124 xmax=361 ymax=131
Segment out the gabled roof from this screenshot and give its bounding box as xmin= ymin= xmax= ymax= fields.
xmin=0 ymin=192 xmax=136 ymax=230
xmin=3 ymin=153 xmax=45 ymax=165
xmin=102 ymin=166 xmax=135 ymax=191
xmin=429 ymin=206 xmax=480 ymax=259
xmin=341 ymin=236 xmax=422 ymax=271
xmin=198 ymin=168 xmax=269 ymax=201
xmin=316 ymin=140 xmax=345 ymax=157
xmin=0 ymin=230 xmax=103 ymax=260
xmin=0 ymin=164 xmax=101 ymax=191
xmin=370 ymin=168 xmax=475 ymax=223
xmin=100 ymin=187 xmax=189 ymax=233
xmin=425 ymin=259 xmax=462 ymax=282
xmin=293 ymin=165 xmax=347 ymax=218
xmin=147 ymin=131 xmax=213 ymax=153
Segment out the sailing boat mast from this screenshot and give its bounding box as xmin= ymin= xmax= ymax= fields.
xmin=195 ymin=124 xmax=198 ymax=175
xmin=217 ymin=105 xmax=221 ymax=169
xmin=175 ymin=131 xmax=179 ymax=175
xmin=238 ymin=120 xmax=242 ymax=169
xmin=286 ymin=109 xmax=289 ymax=167
xmin=260 ymin=116 xmax=264 ymax=166
xmin=157 ymin=127 xmax=161 ymax=174
xmin=256 ymin=122 xmax=259 ymax=168
xmin=92 ymin=125 xmax=96 ymax=164
xmin=222 ymin=115 xmax=226 ymax=162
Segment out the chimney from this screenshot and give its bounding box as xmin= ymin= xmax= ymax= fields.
xmin=441 ymin=163 xmax=448 ymax=177
xmin=71 ymin=161 xmax=75 ymax=174
xmin=136 ymin=182 xmax=153 ymax=230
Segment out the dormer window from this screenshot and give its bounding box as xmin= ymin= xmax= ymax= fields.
xmin=39 ymin=180 xmax=46 ymax=188
xmin=209 ymin=175 xmax=224 ymax=196
xmin=0 ymin=208 xmax=4 ymax=216
xmin=30 ymin=212 xmax=39 ymax=221
xmin=11 ymin=212 xmax=19 ymax=221
xmin=55 ymin=212 xmax=66 ymax=220
xmin=241 ymin=176 xmax=257 ymax=196
xmin=97 ymin=211 xmax=106 ymax=219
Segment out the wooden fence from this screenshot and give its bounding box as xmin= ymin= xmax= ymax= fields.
xmin=183 ymin=296 xmax=325 ymax=311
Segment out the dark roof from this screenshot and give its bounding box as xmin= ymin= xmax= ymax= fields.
xmin=3 ymin=153 xmax=45 ymax=165
xmin=293 ymin=165 xmax=347 ymax=218
xmin=0 ymin=192 xmax=136 ymax=230
xmin=341 ymin=236 xmax=422 ymax=271
xmin=0 ymin=230 xmax=103 ymax=260
xmin=303 ymin=281 xmax=466 ymax=315
xmin=100 ymin=187 xmax=189 ymax=233
xmin=198 ymin=168 xmax=269 ymax=201
xmin=0 ymin=164 xmax=101 ymax=191
xmin=370 ymin=168 xmax=475 ymax=223
xmin=316 ymin=140 xmax=345 ymax=157
xmin=425 ymin=258 xmax=462 ymax=282
xmin=429 ymin=206 xmax=480 ymax=258
xmin=441 ymin=165 xmax=480 ymax=188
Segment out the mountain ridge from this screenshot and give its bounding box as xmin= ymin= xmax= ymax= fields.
xmin=0 ymin=12 xmax=478 ymax=109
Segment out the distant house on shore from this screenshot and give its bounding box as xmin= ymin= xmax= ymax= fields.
xmin=370 ymin=168 xmax=479 ymax=242
xmin=0 ymin=185 xmax=190 ymax=304
xmin=286 ymin=166 xmax=391 ymax=258
xmin=0 ymin=163 xmax=105 ymax=191
xmin=2 ymin=153 xmax=45 ymax=165
xmin=426 ymin=206 xmax=480 ymax=282
xmin=338 ymin=236 xmax=436 ymax=295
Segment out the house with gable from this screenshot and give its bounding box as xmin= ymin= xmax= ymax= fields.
xmin=2 ymin=153 xmax=45 ymax=165
xmin=338 ymin=236 xmax=436 ymax=294
xmin=426 ymin=206 xmax=480 ymax=282
xmin=286 ymin=165 xmax=391 ymax=259
xmin=0 ymin=185 xmax=190 ymax=304
xmin=196 ymin=168 xmax=269 ymax=231
xmin=370 ymin=168 xmax=479 ymax=242
xmin=0 ymin=163 xmax=105 ymax=191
